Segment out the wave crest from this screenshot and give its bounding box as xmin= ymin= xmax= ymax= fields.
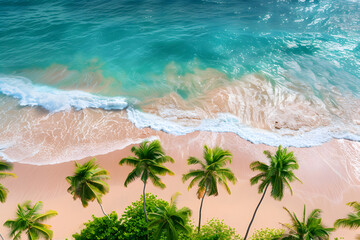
xmin=0 ymin=75 xmax=128 ymax=112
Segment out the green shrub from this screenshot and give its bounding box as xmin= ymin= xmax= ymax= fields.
xmin=195 ymin=218 xmax=242 ymax=240
xmin=72 ymin=194 xmax=170 ymax=240
xmin=72 ymin=212 xmax=124 ymax=240
xmin=250 ymin=228 xmax=284 ymax=240
xmin=119 ymin=193 xmax=168 ymax=240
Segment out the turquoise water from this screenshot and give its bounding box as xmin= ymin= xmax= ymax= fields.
xmin=1 ymin=0 xmax=359 ymax=97
xmin=0 ymin=0 xmax=360 ymax=160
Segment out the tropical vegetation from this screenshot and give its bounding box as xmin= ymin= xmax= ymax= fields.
xmin=250 ymin=228 xmax=284 ymax=240
xmin=3 ymin=201 xmax=57 ymax=240
xmin=244 ymin=145 xmax=301 ymax=239
xmin=334 ymin=201 xmax=360 ymax=239
xmin=0 ymin=160 xmax=17 ymax=203
xmin=149 ymin=192 xmax=192 ymax=240
xmin=73 ymin=194 xmax=190 ymax=240
xmin=120 ymin=193 xmax=168 ymax=240
xmin=195 ymin=218 xmax=242 ymax=240
xmin=72 ymin=212 xmax=124 ymax=240
xmin=2 ymin=141 xmax=360 ymax=240
xmin=66 ymin=158 xmax=110 ymax=218
xmin=182 ymin=145 xmax=237 ymax=233
xmin=0 ymin=159 xmax=17 ymax=240
xmin=281 ymin=205 xmax=334 ymax=240
xmin=119 ymin=140 xmax=174 ymax=223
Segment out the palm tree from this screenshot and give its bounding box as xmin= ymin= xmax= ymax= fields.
xmin=148 ymin=192 xmax=192 ymax=240
xmin=119 ymin=140 xmax=174 ymax=223
xmin=281 ymin=205 xmax=334 ymax=239
xmin=0 ymin=160 xmax=17 ymax=203
xmin=334 ymin=201 xmax=360 ymax=239
xmin=0 ymin=160 xmax=17 ymax=240
xmin=66 ymin=158 xmax=110 ymax=219
xmin=3 ymin=201 xmax=57 ymax=240
xmin=244 ymin=145 xmax=301 ymax=240
xmin=182 ymin=145 xmax=237 ymax=233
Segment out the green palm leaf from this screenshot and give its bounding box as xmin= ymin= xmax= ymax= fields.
xmin=66 ymin=158 xmax=110 ymax=218
xmin=334 ymin=201 xmax=360 ymax=230
xmin=282 ymin=205 xmax=334 ymax=240
xmin=3 ymin=201 xmax=57 ymax=240
xmin=0 ymin=160 xmax=17 ymax=203
xmin=149 ymin=193 xmax=192 ymax=240
xmin=244 ymin=145 xmax=301 ymax=240
xmin=183 ymin=145 xmax=236 ymax=232
xmin=119 ymin=140 xmax=174 ymax=223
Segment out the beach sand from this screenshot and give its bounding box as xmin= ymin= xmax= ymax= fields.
xmin=0 ymin=130 xmax=359 ymax=239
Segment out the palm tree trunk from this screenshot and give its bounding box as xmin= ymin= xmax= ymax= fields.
xmin=244 ymin=184 xmax=269 ymax=240
xmin=143 ymin=180 xmax=148 ymax=223
xmin=198 ymin=187 xmax=208 ymax=233
xmin=97 ymin=199 xmax=110 ymax=219
xmin=0 ymin=232 xmax=4 ymax=240
xmin=143 ymin=180 xmax=149 ymax=240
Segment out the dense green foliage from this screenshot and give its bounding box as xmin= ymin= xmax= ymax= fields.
xmin=120 ymin=140 xmax=174 ymax=222
xmin=0 ymin=160 xmax=16 ymax=203
xmin=72 ymin=212 xmax=124 ymax=240
xmin=66 ymin=158 xmax=110 ymax=211
xmin=120 ymin=194 xmax=169 ymax=239
xmin=281 ymin=205 xmax=334 ymax=240
xmin=183 ymin=145 xmax=236 ymax=232
xmin=149 ymin=192 xmax=192 ymax=240
xmin=3 ymin=201 xmax=57 ymax=240
xmin=250 ymin=228 xmax=284 ymax=240
xmin=195 ymin=218 xmax=242 ymax=240
xmin=73 ymin=194 xmax=170 ymax=240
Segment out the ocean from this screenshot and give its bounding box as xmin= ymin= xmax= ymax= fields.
xmin=0 ymin=0 xmax=360 ymax=164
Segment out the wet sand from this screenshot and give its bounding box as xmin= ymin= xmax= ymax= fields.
xmin=0 ymin=131 xmax=359 ymax=239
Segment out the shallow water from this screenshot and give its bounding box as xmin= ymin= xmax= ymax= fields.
xmin=0 ymin=0 xmax=360 ymax=163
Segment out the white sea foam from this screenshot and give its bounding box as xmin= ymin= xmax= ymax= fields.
xmin=1 ymin=75 xmax=360 ymax=150
xmin=0 ymin=76 xmax=128 ymax=112
xmin=126 ymin=108 xmax=360 ymax=147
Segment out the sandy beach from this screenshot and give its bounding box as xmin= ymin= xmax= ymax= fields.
xmin=1 ymin=1 xmax=360 ymax=239
xmin=1 ymin=130 xmax=359 ymax=239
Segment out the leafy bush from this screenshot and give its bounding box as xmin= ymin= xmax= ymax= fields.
xmin=72 ymin=212 xmax=124 ymax=240
xmin=119 ymin=193 xmax=168 ymax=240
xmin=195 ymin=218 xmax=242 ymax=240
xmin=73 ymin=194 xmax=170 ymax=240
xmin=250 ymin=228 xmax=284 ymax=240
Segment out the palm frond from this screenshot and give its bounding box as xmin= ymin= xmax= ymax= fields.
xmin=187 ymin=157 xmax=206 ymax=168
xmin=121 ymin=140 xmax=173 ymax=190
xmin=66 ymin=158 xmax=110 ymax=207
xmin=347 ymin=201 xmax=360 ymax=212
xmin=4 ymin=201 xmax=56 ymax=240
xmin=0 ymin=183 xmax=9 ymax=203
xmin=148 ymin=168 xmax=166 ymax=189
xmin=282 ymin=205 xmax=333 ymax=239
xmin=0 ymin=160 xmax=13 ymax=171
xmin=250 ymin=161 xmax=269 ymax=172
xmin=182 ymin=170 xmax=205 ymax=183
xmin=124 ymin=166 xmax=142 ymax=187
xmin=33 ymin=210 xmax=58 ymax=222
xmin=119 ymin=156 xmax=140 ymax=166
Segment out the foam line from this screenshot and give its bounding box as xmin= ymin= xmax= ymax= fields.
xmin=1 ymin=75 xmax=360 ymax=148
xmin=0 ymin=76 xmax=128 ymax=112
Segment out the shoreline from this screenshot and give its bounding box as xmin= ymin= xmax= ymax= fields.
xmin=1 ymin=131 xmax=359 ymax=239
